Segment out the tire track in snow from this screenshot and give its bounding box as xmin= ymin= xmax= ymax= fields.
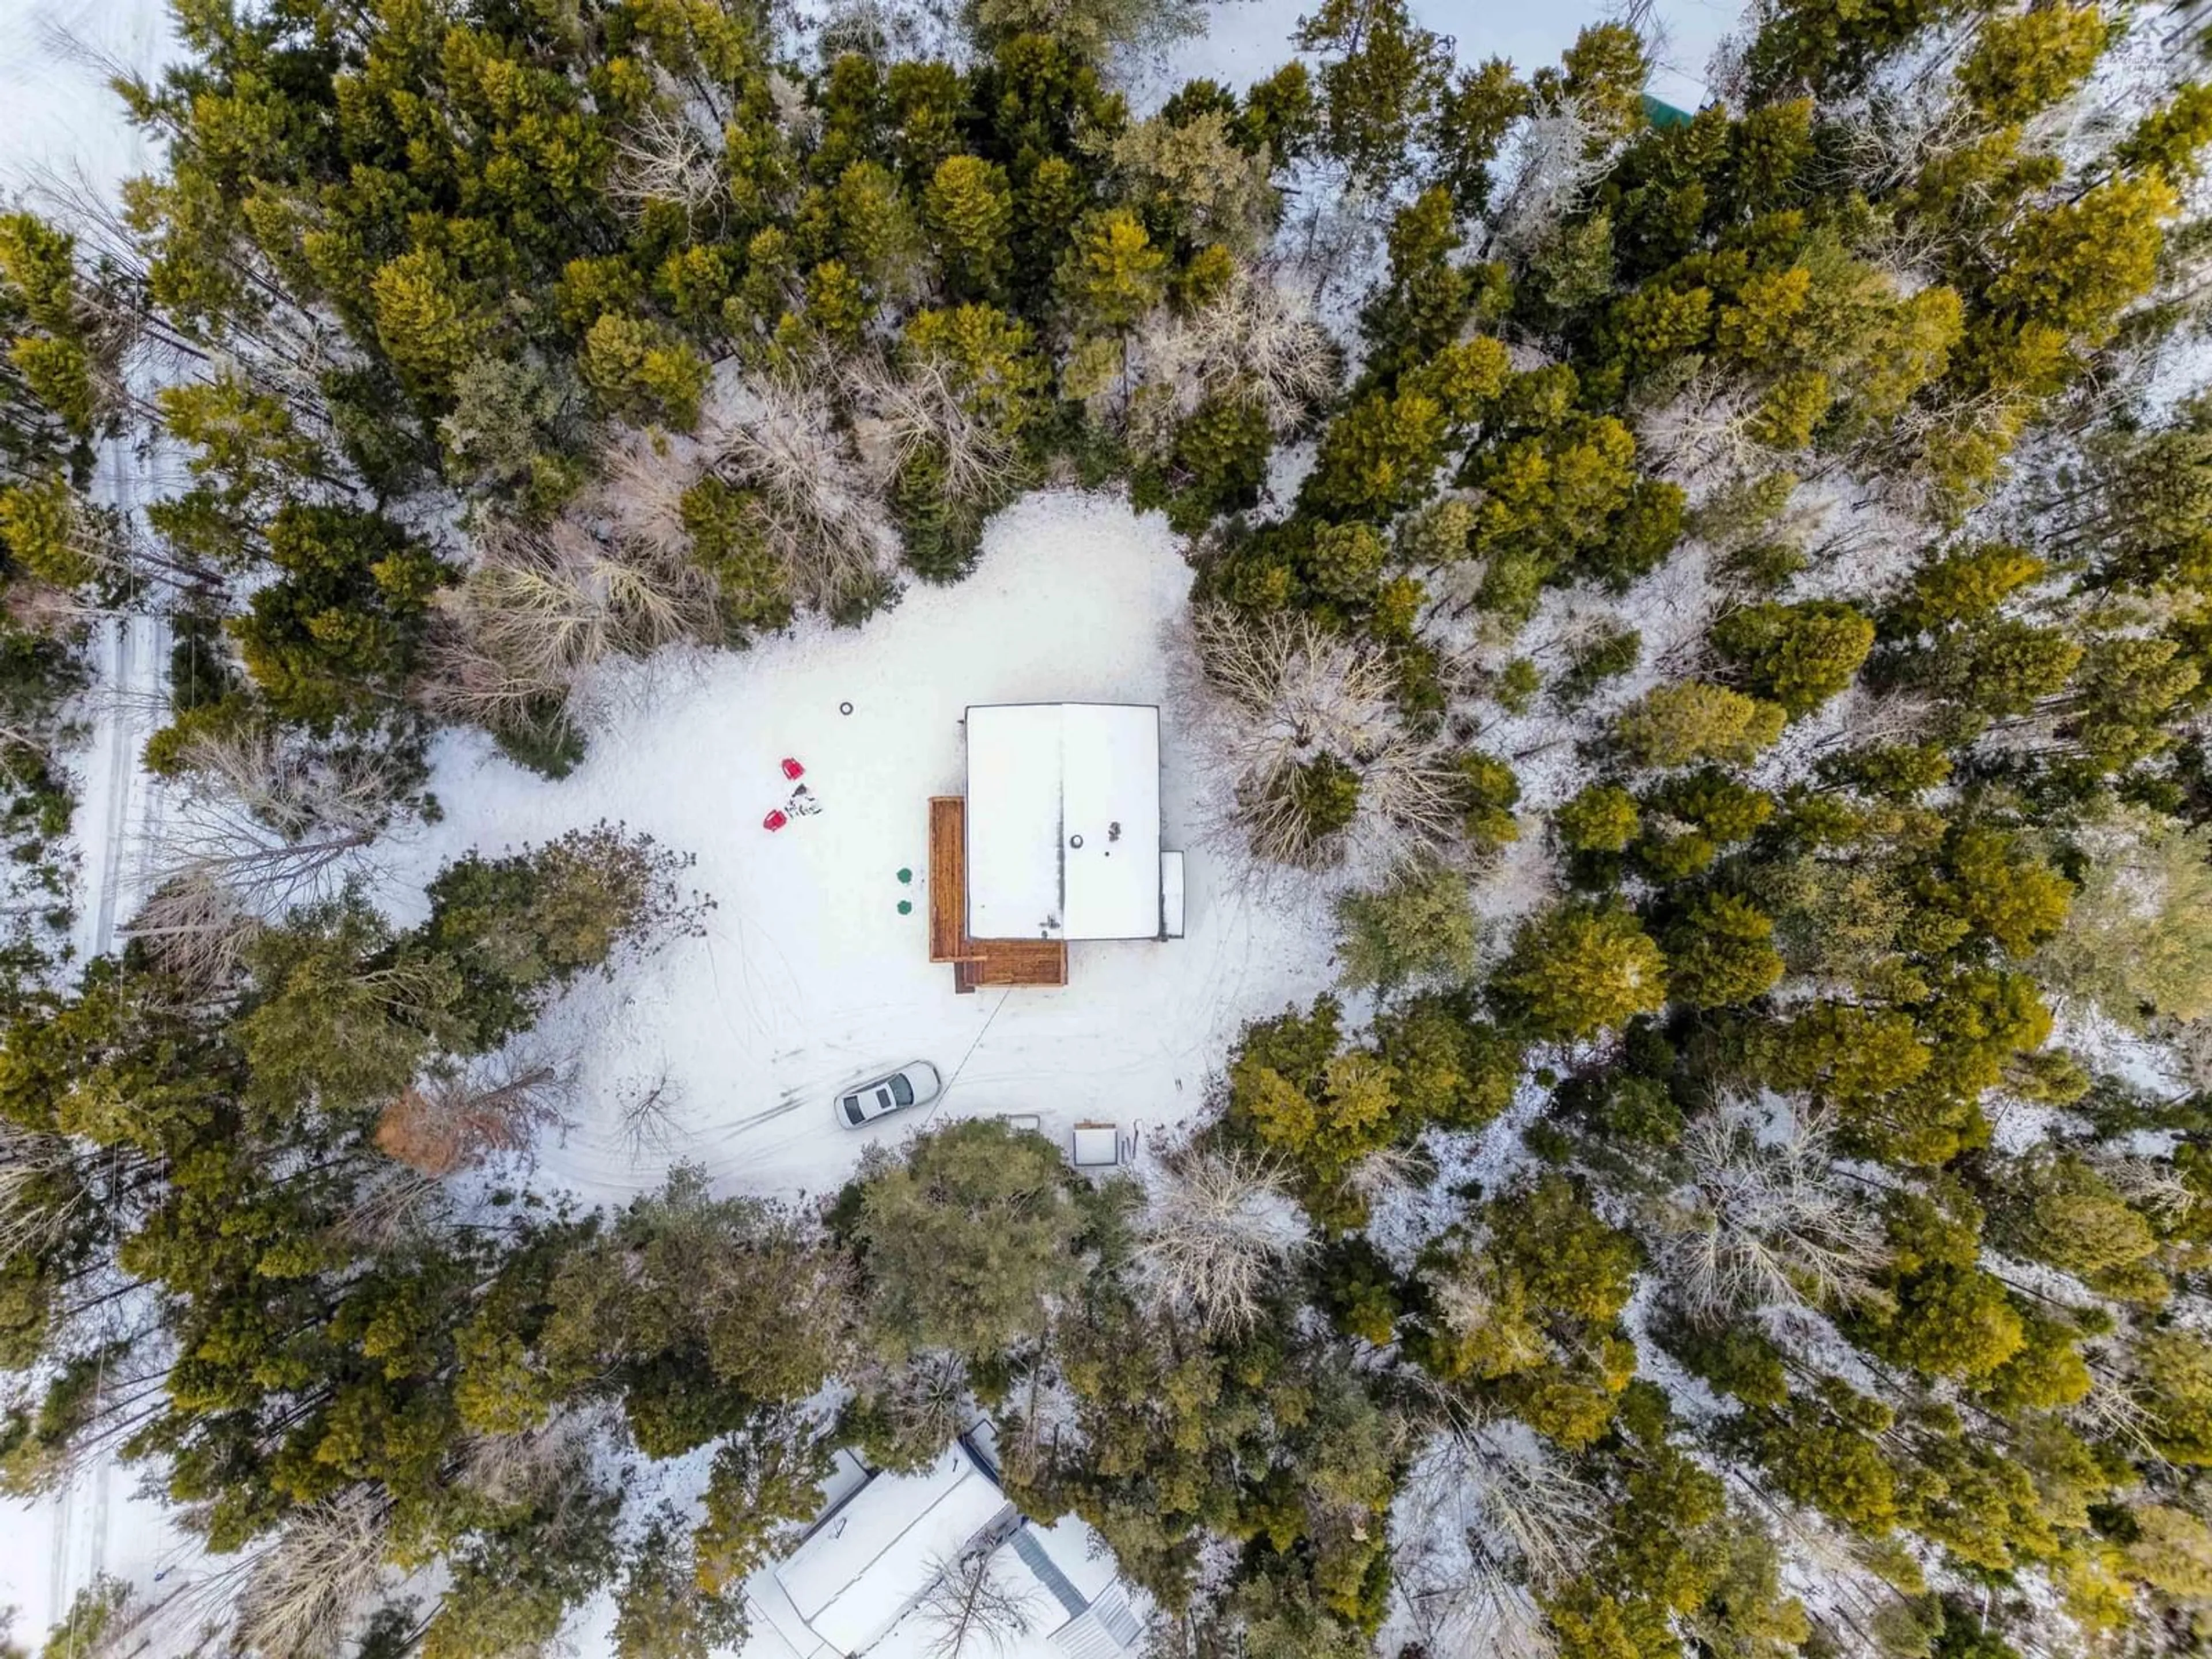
xmin=50 ymin=424 xmax=171 ymax=1624
xmin=88 ymin=619 xmax=138 ymax=952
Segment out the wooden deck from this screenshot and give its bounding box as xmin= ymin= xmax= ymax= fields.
xmin=928 ymin=796 xmax=1068 ymax=993
xmin=929 ymin=797 xmax=967 ymax=963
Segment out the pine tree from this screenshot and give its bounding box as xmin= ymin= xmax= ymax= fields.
xmin=1613 ymin=682 xmax=1787 ymax=769
xmin=1663 ymin=893 xmax=1784 ymax=1009
xmin=1741 ymin=0 xmax=1955 ymax=101
xmin=1888 ymin=542 xmax=2044 ymax=634
xmin=1357 ymin=188 xmax=1495 ymax=388
xmin=1058 ymin=208 xmax=1168 ymax=335
xmin=694 ymin=1420 xmax=832 ymax=1590
xmin=1556 ymin=784 xmax=1639 ymax=855
xmin=2115 ymin=82 xmax=2212 ymax=183
xmin=1533 ymin=22 xmax=1649 ymax=145
xmin=612 ymin=1509 xmax=747 ymax=1659
xmin=1492 ymin=902 xmax=1669 ymax=1041
xmin=1294 ymin=0 xmax=1452 ymax=194
xmin=1710 ymin=600 xmax=1874 ymax=716
xmin=1858 ymin=1263 xmax=2024 ymax=1380
xmin=1956 ymin=3 xmax=2108 ymax=125
xmin=0 ymin=474 xmax=98 ymax=589
xmin=579 ymin=314 xmax=709 ymax=430
xmin=1431 ymin=59 xmax=1529 ymax=217
xmin=924 ymin=156 xmax=1014 ymax=302
xmin=1301 ymin=340 xmax=1509 ymax=522
xmin=230 ymin=503 xmax=448 ymax=729
xmin=1333 ymin=861 xmax=1476 ymax=994
xmin=1926 ymin=825 xmax=2073 ymax=960
xmin=852 ymin=1119 xmax=1087 ymax=1361
xmin=2035 ymin=806 xmax=2212 ymax=1027
xmin=369 ymin=248 xmax=482 ymax=395
xmin=832 ymin=160 xmax=925 ymax=297
xmin=1984 ymin=171 xmax=2179 ymax=347
xmin=1993 ymin=1154 xmax=2159 ymax=1289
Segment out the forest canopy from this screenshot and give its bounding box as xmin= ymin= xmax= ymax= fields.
xmin=3 ymin=0 xmax=2212 ymax=1656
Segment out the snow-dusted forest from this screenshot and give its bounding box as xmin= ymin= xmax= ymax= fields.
xmin=2 ymin=0 xmax=2211 ymax=1655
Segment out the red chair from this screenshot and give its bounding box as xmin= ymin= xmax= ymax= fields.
xmin=762 ymin=809 xmax=788 ymax=831
xmin=780 ymin=756 xmax=805 ymax=780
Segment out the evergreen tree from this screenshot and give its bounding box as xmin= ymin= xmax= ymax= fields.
xmin=1295 ymin=0 xmax=1452 ymax=195
xmin=1332 ymin=860 xmax=1476 ymax=994
xmin=1664 ymin=893 xmax=1785 ymax=1008
xmin=850 ymin=1120 xmax=1089 ymax=1361
xmin=924 ymin=156 xmax=1015 ymax=303
xmin=1493 ymin=902 xmax=1669 ymax=1041
xmin=1614 ymin=682 xmax=1787 ymax=769
xmin=1711 ymin=600 xmax=1874 ymax=716
xmin=1058 ymin=208 xmax=1168 ymax=335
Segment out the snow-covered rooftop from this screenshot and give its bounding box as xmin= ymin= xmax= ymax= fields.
xmin=774 ymin=1445 xmax=1009 ymax=1656
xmin=966 ymin=703 xmax=1163 ymax=942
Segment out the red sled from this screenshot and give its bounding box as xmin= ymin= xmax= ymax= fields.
xmin=780 ymin=756 xmax=806 ymax=780
xmin=763 ymin=809 xmax=789 ymax=831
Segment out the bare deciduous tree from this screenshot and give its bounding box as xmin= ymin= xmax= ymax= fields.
xmin=424 ymin=514 xmax=719 ymax=729
xmin=129 ymin=725 xmax=406 ymax=979
xmin=2075 ymin=1368 xmax=2164 ymax=1462
xmin=1185 ymin=605 xmax=1468 ymax=873
xmin=1124 ymin=265 xmax=1336 ymax=457
xmin=2100 ymin=1154 xmax=2199 ymax=1228
xmin=1418 ymin=1251 xmax=1547 ymax=1378
xmin=231 ymin=1486 xmax=391 ymax=1659
xmin=594 ymin=427 xmax=706 ymax=566
xmin=699 ymin=370 xmax=895 ymax=613
xmin=608 ymin=102 xmax=729 ymax=226
xmin=612 ymin=1064 xmax=688 ymax=1166
xmin=0 ymin=1124 xmax=90 ymax=1263
xmin=463 ymin=1417 xmax=590 ymax=1509
xmin=1136 ymin=1148 xmax=1311 ymax=1335
xmin=851 ymin=1349 xmax=973 ymax=1469
xmin=5 ymin=575 xmax=97 ymax=637
xmin=1636 ymin=369 xmax=1808 ymax=483
xmin=910 ymin=1547 xmax=1043 ymax=1659
xmin=849 ymin=354 xmax=1029 ymax=509
xmin=335 ymin=1164 xmax=449 ymax=1251
xmin=1392 ymin=1419 xmax=1597 ymax=1658
xmin=1341 ymin=1141 xmax=1430 ymax=1220
xmin=1486 ymin=94 xmax=1616 ymax=262
xmin=1655 ymin=1103 xmax=1885 ymax=1319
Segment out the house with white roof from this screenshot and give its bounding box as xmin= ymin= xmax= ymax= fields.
xmin=927 ymin=703 xmax=1185 ymax=993
xmin=740 ymin=1438 xmax=1151 ymax=1659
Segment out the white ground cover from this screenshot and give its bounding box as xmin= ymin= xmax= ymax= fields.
xmin=388 ymin=491 xmax=1342 ymax=1206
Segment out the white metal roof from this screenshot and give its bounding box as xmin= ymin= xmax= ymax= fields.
xmin=965 ymin=704 xmax=1162 ymax=942
xmin=772 ymin=1446 xmax=1007 ymax=1656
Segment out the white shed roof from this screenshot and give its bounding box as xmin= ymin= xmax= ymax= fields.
xmin=965 ymin=704 xmax=1162 ymax=942
xmin=773 ymin=1446 xmax=1006 ymax=1656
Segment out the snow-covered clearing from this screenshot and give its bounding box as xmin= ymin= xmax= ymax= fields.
xmin=391 ymin=493 xmax=1341 ymax=1206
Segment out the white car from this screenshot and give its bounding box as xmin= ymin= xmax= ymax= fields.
xmin=836 ymin=1062 xmax=944 ymax=1127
